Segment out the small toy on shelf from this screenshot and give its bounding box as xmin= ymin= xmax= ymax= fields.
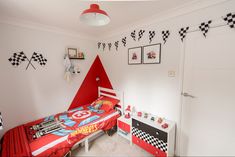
xmin=144 ymin=112 xmax=148 ymax=119
xmin=151 ymin=117 xmax=155 ymax=121
xmin=125 ymin=105 xmax=131 ymax=119
xmin=137 ymin=112 xmax=142 ymax=117
xmin=131 ymin=106 xmax=136 ymax=116
xmin=161 ymin=123 xmax=169 ymax=129
xmin=157 ymin=117 xmax=163 ymax=124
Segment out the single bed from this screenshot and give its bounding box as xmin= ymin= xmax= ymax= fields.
xmin=1 ymin=87 xmax=123 ymax=157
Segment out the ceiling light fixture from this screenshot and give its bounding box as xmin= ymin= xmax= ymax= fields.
xmin=80 ymin=4 xmax=110 ymax=26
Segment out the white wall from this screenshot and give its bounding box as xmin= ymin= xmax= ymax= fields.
xmin=98 ymin=1 xmax=235 ymax=155
xmin=0 ymin=23 xmax=97 ymax=138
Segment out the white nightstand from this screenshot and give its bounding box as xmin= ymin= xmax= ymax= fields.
xmin=117 ymin=115 xmax=131 ymax=142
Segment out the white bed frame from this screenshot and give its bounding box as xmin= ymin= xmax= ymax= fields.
xmin=98 ymin=86 xmax=123 ymax=115
xmin=68 ymin=87 xmax=123 ymax=156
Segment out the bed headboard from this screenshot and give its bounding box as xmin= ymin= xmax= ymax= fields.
xmin=98 ymin=87 xmax=123 ymax=115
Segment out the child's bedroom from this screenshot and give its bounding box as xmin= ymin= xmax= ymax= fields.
xmin=0 ymin=0 xmax=234 ymax=156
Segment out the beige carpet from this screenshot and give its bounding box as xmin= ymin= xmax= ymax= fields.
xmin=71 ymin=133 xmax=152 ymax=156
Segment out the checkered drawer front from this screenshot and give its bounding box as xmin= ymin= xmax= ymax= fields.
xmin=132 ymin=127 xmax=168 ymax=153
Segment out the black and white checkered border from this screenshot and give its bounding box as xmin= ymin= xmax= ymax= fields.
xmin=132 ymin=127 xmax=168 ymax=153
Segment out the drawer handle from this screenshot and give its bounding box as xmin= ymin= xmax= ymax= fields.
xmin=137 ymin=140 xmax=140 ymax=143
xmin=156 ymin=131 xmax=159 ymax=135
xmin=155 ymin=151 xmax=159 ymax=154
xmin=137 ymin=123 xmax=140 ymax=126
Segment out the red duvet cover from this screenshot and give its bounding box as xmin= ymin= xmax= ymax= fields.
xmin=1 ymin=104 xmax=120 ymax=157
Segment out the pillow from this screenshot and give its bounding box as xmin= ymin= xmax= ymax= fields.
xmin=91 ymin=96 xmax=120 ymax=112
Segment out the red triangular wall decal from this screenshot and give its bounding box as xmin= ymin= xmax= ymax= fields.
xmin=68 ymin=55 xmax=113 ymax=110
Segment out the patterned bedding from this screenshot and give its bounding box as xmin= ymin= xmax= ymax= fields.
xmin=1 ymin=97 xmax=120 ymax=157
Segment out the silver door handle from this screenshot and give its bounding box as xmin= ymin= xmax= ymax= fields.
xmin=182 ymin=92 xmax=196 ymax=98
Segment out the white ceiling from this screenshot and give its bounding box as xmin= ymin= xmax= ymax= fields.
xmin=0 ymin=0 xmax=220 ymax=38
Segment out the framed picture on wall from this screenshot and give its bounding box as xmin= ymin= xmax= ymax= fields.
xmin=68 ymin=48 xmax=77 ymax=58
xmin=128 ymin=47 xmax=142 ymax=65
xmin=143 ymin=43 xmax=161 ymax=64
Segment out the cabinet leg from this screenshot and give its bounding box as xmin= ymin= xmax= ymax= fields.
xmin=85 ymin=139 xmax=89 ymax=152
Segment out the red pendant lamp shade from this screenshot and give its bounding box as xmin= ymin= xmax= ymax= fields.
xmin=80 ymin=4 xmax=110 ymax=26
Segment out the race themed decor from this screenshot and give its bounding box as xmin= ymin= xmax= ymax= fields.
xmin=131 ymin=30 xmax=136 ymax=41
xmin=102 ymin=43 xmax=106 ymax=51
xmin=223 ymin=12 xmax=235 ymax=28
xmin=9 ymin=51 xmax=47 ymax=70
xmin=0 ymin=112 xmax=3 ymax=130
xmin=114 ymin=41 xmax=119 ymax=51
xmin=149 ymin=31 xmax=156 ymax=43
xmin=98 ymin=42 xmax=101 ymax=49
xmin=108 ymin=43 xmax=112 ymax=51
xmin=97 ymin=12 xmax=235 ymax=51
xmin=122 ymin=37 xmax=127 ymax=47
xmin=138 ymin=29 xmax=145 ymax=41
xmin=179 ymin=27 xmax=189 ymax=42
xmin=199 ymin=20 xmax=212 ymax=37
xmin=8 ymin=52 xmax=31 ymax=67
xmin=162 ymin=30 xmax=170 ymax=44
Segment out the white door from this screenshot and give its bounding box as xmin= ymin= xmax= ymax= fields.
xmin=180 ymin=26 xmax=235 ymax=156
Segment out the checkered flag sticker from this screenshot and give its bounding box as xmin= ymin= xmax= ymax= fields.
xmin=31 ymin=52 xmax=47 ymax=66
xmin=149 ymin=31 xmax=155 ymax=43
xmin=102 ymin=43 xmax=106 ymax=51
xmin=223 ymin=12 xmax=235 ymax=28
xmin=8 ymin=51 xmax=27 ymax=67
xmin=0 ymin=112 xmax=3 ymax=130
xmin=131 ymin=30 xmax=136 ymax=41
xmin=199 ymin=20 xmax=212 ymax=37
xmin=114 ymin=41 xmax=119 ymax=51
xmin=179 ymin=27 xmax=189 ymax=42
xmin=138 ymin=30 xmax=145 ymax=41
xmin=162 ymin=30 xmax=170 ymax=44
xmin=122 ymin=37 xmax=127 ymax=47
xmin=98 ymin=42 xmax=101 ymax=49
xmin=108 ymin=43 xmax=112 ymax=51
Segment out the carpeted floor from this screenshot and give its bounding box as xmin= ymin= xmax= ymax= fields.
xmin=71 ymin=133 xmax=152 ymax=156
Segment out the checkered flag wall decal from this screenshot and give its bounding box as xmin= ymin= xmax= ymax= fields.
xmin=223 ymin=13 xmax=235 ymax=28
xmin=31 ymin=52 xmax=47 ymax=66
xmin=199 ymin=20 xmax=212 ymax=37
xmin=138 ymin=30 xmax=145 ymax=41
xmin=0 ymin=112 xmax=3 ymax=130
xmin=8 ymin=51 xmax=27 ymax=67
xmin=122 ymin=37 xmax=127 ymax=47
xmin=102 ymin=43 xmax=106 ymax=51
xmin=131 ymin=30 xmax=136 ymax=41
xmin=162 ymin=30 xmax=170 ymax=44
xmin=108 ymin=43 xmax=112 ymax=51
xmin=179 ymin=27 xmax=189 ymax=42
xmin=114 ymin=41 xmax=119 ymax=51
xmin=149 ymin=31 xmax=156 ymax=43
xmin=98 ymin=42 xmax=101 ymax=49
